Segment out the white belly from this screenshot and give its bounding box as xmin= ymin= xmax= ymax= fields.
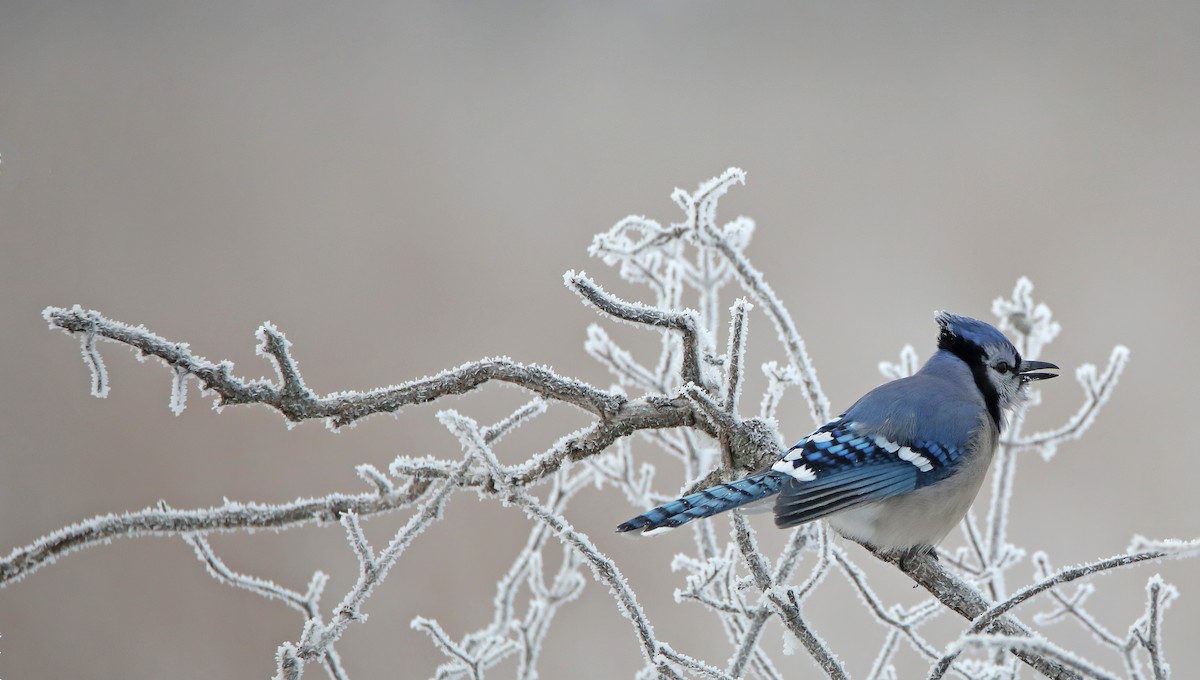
xmin=827 ymin=417 xmax=997 ymax=552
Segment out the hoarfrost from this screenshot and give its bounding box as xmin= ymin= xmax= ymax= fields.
xmin=17 ymin=170 xmax=1195 ymax=680
xmin=169 ymin=365 xmax=189 ymax=415
xmin=81 ymin=326 xmax=110 ymax=398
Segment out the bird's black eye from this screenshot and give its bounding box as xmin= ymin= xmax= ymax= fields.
xmin=995 ymin=362 xmax=1011 ymax=374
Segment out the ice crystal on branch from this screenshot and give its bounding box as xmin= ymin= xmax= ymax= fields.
xmin=10 ymin=169 xmax=1196 ymax=679
xmin=992 ymin=277 xmax=1061 ymax=361
xmin=879 ymin=345 xmax=920 ymax=381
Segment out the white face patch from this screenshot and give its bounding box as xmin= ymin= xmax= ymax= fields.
xmin=771 ymin=458 xmax=816 ymax=481
xmin=982 ymin=345 xmax=1027 ymax=411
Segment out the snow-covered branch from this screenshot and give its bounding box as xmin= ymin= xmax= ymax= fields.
xmin=13 ymin=169 xmax=1192 ymax=679
xmin=0 ymin=486 xmax=428 ymax=587
xmin=566 ymin=270 xmax=712 ymax=391
xmin=928 ymin=549 xmax=1174 ymax=679
xmin=867 ymin=546 xmax=1086 ymax=680
xmin=44 ymin=305 xmax=627 ymax=428
xmin=440 ymin=410 xmax=735 ymax=680
xmin=731 ymin=513 xmax=847 ymax=679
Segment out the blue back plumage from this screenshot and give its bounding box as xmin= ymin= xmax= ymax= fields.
xmin=779 ymin=353 xmax=981 ymax=475
xmin=767 ymin=353 xmax=984 ymax=527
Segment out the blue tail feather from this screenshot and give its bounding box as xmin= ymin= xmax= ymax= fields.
xmin=616 ymin=471 xmax=788 ymax=533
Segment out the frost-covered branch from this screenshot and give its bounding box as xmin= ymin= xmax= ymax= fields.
xmin=286 ymin=449 xmax=475 ymax=676
xmin=44 ymin=305 xmax=626 ymax=428
xmin=585 ymin=324 xmax=664 ymax=393
xmin=954 ymin=279 xmax=1134 ymax=612
xmin=864 ymin=545 xmax=1085 ymax=680
xmin=690 ymin=170 xmax=830 ymax=426
xmin=412 ymin=434 xmax=589 ymax=679
xmin=928 ymin=549 xmax=1171 ymax=679
xmin=16 ymin=169 xmax=1193 ymax=679
xmin=182 ymin=532 xmax=348 ymax=680
xmin=949 ymin=635 xmax=1121 ymax=680
xmin=0 ymin=395 xmax=567 ymax=589
xmin=830 ymin=545 xmax=942 ymax=662
xmin=590 ymin=169 xmax=830 ymax=425
xmin=566 ymin=271 xmax=712 ymax=391
xmin=1010 ymin=346 xmax=1130 ymax=456
xmin=723 ymin=299 xmax=751 ymax=413
xmin=732 ymin=513 xmax=848 ymax=680
xmin=1133 ymin=576 xmax=1175 ymax=680
xmin=1030 ymin=550 xmax=1185 ymax=680
xmin=0 ymin=486 xmax=428 ymax=588
xmin=439 ymin=410 xmax=734 ymax=680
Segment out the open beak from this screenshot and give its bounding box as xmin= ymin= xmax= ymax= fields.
xmin=1018 ymin=359 xmax=1059 ymax=381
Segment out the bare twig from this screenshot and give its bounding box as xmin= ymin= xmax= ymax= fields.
xmin=929 ymin=550 xmax=1169 ymax=679
xmin=293 ymin=449 xmax=476 ymax=668
xmin=949 ymin=635 xmax=1121 ymax=680
xmin=0 ymin=487 xmax=428 ymax=588
xmin=732 ymin=513 xmax=848 ymax=680
xmin=44 ymin=305 xmax=625 ymax=427
xmin=862 ymin=543 xmax=1084 ymax=680
xmin=723 ymin=299 xmax=751 ymax=414
xmin=1010 ymin=346 xmax=1130 ymax=454
xmin=440 ymin=411 xmax=733 ymax=679
xmin=182 ymin=533 xmax=348 ymax=680
xmin=565 ymin=271 xmax=711 ymax=391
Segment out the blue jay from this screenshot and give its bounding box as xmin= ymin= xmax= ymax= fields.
xmin=617 ymin=312 xmax=1059 ymax=554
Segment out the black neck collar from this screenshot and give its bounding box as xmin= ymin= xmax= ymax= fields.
xmin=938 ymin=331 xmax=1002 ymax=431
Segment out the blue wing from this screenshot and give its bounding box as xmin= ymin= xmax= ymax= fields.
xmin=770 ymin=417 xmax=962 ymax=528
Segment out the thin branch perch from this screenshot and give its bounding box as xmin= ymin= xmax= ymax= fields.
xmin=44 ymin=305 xmax=627 ymax=427
xmin=13 ymin=170 xmax=1190 ymax=680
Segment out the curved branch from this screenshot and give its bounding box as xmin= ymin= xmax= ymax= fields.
xmin=183 ymin=535 xmax=348 ymax=680
xmin=0 ymin=486 xmax=429 ymax=588
xmin=732 ymin=513 xmax=848 ymax=680
xmin=43 ymin=306 xmax=626 ymax=428
xmin=2 ymin=392 xmax=714 ymax=588
xmin=565 ymin=271 xmax=710 ymax=391
xmin=861 ymin=544 xmax=1083 ymax=680
xmin=441 ymin=411 xmax=735 ymax=680
xmin=1009 ymin=346 xmax=1129 ymax=452
xmin=949 ymin=635 xmax=1121 ymax=680
xmin=928 ymin=550 xmax=1168 ymax=679
xmin=830 ymin=544 xmax=942 ymax=661
xmin=694 ymin=219 xmax=830 ymax=425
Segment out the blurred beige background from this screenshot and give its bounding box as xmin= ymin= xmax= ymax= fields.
xmin=2 ymin=1 xmax=1199 ymax=678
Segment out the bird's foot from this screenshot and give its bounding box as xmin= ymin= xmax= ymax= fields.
xmin=898 ymin=546 xmax=935 ymax=572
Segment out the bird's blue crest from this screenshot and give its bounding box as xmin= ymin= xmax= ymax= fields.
xmin=935 ymin=312 xmax=1015 ymax=352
